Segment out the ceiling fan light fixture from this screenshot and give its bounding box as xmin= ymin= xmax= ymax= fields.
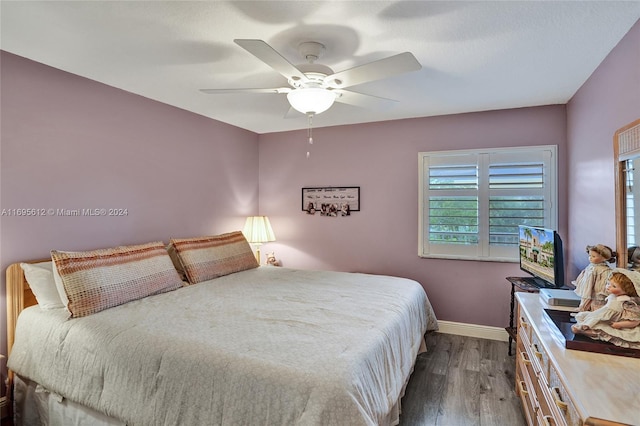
xmin=287 ymin=87 xmax=336 ymax=115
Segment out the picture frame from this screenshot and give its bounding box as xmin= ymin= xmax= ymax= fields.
xmin=302 ymin=187 xmax=360 ymax=216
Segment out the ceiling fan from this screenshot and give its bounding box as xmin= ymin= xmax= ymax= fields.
xmin=200 ymin=39 xmax=422 ymax=116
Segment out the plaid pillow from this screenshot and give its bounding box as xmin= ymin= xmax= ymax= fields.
xmin=170 ymin=231 xmax=258 ymax=284
xmin=51 ymin=242 xmax=184 ymax=318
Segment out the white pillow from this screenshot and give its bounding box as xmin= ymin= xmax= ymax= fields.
xmin=51 ymin=259 xmax=70 ymax=309
xmin=20 ymin=262 xmax=65 ymax=310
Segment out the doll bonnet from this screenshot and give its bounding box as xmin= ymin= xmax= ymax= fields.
xmin=611 ymin=268 xmax=640 ymax=295
xmin=586 ymin=244 xmax=615 ymax=262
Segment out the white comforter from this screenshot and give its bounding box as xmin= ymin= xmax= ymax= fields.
xmin=9 ymin=267 xmax=437 ymax=426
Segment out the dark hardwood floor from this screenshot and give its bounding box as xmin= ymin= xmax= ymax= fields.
xmin=400 ymin=332 xmax=526 ymax=426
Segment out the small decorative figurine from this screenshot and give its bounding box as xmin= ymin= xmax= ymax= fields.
xmin=265 ymin=252 xmax=282 ymax=267
xmin=574 ymin=244 xmax=616 ymax=311
xmin=571 ymin=269 xmax=640 ymax=349
xmin=628 ymin=246 xmax=640 ymax=271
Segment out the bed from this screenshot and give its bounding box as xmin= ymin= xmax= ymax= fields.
xmin=5 ymin=233 xmax=438 ymax=425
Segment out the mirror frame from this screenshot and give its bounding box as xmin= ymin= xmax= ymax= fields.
xmin=614 ymin=118 xmax=640 ymax=268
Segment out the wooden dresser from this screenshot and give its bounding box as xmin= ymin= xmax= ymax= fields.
xmin=515 ymin=293 xmax=640 ymax=426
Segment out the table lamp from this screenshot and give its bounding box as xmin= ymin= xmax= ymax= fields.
xmin=242 ymin=216 xmax=276 ymax=264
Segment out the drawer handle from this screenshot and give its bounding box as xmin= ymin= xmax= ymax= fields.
xmin=552 ymin=386 xmax=568 ymax=413
xmin=519 ymin=317 xmax=528 ymax=328
xmin=532 ymin=343 xmax=543 ymax=360
xmin=519 ymin=351 xmax=531 ymax=365
xmin=518 ymin=380 xmax=529 ymax=397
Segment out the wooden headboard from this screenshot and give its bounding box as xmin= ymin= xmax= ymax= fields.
xmin=6 ymin=261 xmax=44 ymax=357
xmin=5 ymin=260 xmax=46 ymax=398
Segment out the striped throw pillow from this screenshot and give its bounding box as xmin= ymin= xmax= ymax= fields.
xmin=170 ymin=231 xmax=258 ymax=284
xmin=51 ymin=242 xmax=184 ymax=318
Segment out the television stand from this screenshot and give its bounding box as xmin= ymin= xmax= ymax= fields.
xmin=505 ymin=277 xmax=541 ymax=355
xmin=509 ymin=276 xmax=553 ymax=289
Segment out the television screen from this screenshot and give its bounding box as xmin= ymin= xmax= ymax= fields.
xmin=518 ymin=225 xmax=564 ymax=288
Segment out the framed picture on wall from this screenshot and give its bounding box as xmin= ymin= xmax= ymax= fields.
xmin=302 ymin=187 xmax=360 ymax=216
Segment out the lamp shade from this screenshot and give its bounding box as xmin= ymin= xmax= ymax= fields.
xmin=242 ymin=216 xmax=276 ymax=243
xmin=287 ymin=87 xmax=336 ymax=115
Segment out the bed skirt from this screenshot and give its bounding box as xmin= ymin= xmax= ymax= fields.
xmin=13 ymin=374 xmax=125 ymax=426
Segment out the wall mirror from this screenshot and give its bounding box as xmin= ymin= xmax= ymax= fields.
xmin=614 ymin=118 xmax=640 ymax=268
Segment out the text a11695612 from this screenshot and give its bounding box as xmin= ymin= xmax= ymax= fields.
xmin=0 ymin=207 xmax=128 ymax=217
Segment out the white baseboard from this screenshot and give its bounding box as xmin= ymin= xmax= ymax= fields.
xmin=436 ymin=320 xmax=509 ymax=342
xmin=0 ymin=395 xmax=8 ymax=419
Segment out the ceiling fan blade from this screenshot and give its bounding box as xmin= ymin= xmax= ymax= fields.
xmin=200 ymin=87 xmax=291 ymax=94
xmin=234 ymin=39 xmax=309 ymax=84
xmin=325 ymin=52 xmax=421 ymax=89
xmin=333 ymin=89 xmax=398 ymax=110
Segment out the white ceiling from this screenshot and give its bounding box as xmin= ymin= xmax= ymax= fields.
xmin=2 ymin=1 xmax=639 ymax=134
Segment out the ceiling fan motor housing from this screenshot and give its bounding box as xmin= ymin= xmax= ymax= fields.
xmin=289 ymin=67 xmax=335 ymax=88
xmin=298 ymin=41 xmax=325 ymax=62
xmin=289 ymin=41 xmax=339 ymax=88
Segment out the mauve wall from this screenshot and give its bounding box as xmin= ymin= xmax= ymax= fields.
xmin=258 ymin=106 xmax=568 ymax=327
xmin=0 ymin=51 xmax=259 ymax=374
xmin=566 ymin=19 xmax=640 ymax=278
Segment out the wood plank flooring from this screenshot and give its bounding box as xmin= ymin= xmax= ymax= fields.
xmin=399 ymin=332 xmax=526 ymax=426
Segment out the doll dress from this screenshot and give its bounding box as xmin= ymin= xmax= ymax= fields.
xmin=574 ymin=294 xmax=640 ymax=349
xmin=573 ymin=262 xmax=611 ymax=311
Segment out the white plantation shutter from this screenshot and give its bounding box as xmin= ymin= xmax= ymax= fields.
xmin=419 ymin=146 xmax=557 ymax=261
xmin=625 ymin=158 xmax=636 ymax=244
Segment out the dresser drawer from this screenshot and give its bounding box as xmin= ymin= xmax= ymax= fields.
xmin=519 ymin=341 xmax=556 ymax=424
xmin=517 ymin=305 xmax=532 ymax=341
xmin=516 ymin=362 xmax=538 ymax=426
xmin=537 ymin=375 xmax=569 ymax=426
xmin=529 ymin=329 xmax=550 ymax=383
xmin=547 ymin=363 xmax=581 ymax=426
xmin=537 ymin=409 xmax=560 ymax=426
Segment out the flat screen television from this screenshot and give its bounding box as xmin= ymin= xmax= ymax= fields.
xmin=518 ymin=225 xmax=565 ymax=288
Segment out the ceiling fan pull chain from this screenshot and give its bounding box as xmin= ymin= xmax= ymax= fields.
xmin=307 ymin=113 xmax=314 ymax=159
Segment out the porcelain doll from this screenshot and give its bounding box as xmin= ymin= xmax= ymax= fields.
xmin=571 ymin=269 xmax=640 ymax=349
xmin=573 ymin=244 xmax=616 ymax=311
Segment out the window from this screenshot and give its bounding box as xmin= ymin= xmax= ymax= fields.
xmin=419 ymin=145 xmax=558 ymax=262
xmin=625 ymin=158 xmax=636 ymax=244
